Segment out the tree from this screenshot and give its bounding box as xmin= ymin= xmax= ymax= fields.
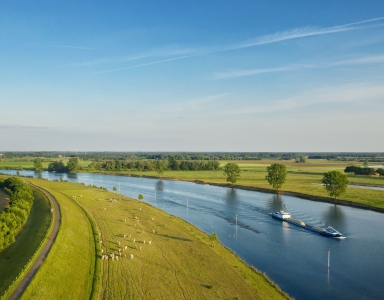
xmin=138 ymin=194 xmax=144 ymax=201
xmin=223 ymin=163 xmax=241 ymax=185
xmin=33 ymin=158 xmax=44 ymax=172
xmin=67 ymin=158 xmax=79 ymax=174
xmin=265 ymin=164 xmax=287 ymax=192
xmin=209 ymin=232 xmax=219 ymax=247
xmin=113 ymin=186 xmax=117 ymax=191
xmin=321 ymin=171 xmax=349 ymax=201
xmin=154 ymin=160 xmax=166 ymax=177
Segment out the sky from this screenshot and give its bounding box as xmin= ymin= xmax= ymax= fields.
xmin=1 ymin=1 xmax=384 ymax=152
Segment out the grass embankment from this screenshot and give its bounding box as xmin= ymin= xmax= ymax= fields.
xmin=23 ymin=179 xmax=290 ymax=299
xmin=20 ymin=179 xmax=95 ymax=300
xmin=0 ymin=187 xmax=51 ymax=297
xmin=94 ymin=159 xmax=384 ymax=209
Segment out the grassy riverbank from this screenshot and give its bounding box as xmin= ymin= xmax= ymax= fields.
xmin=0 ymin=187 xmax=52 ymax=296
xmin=20 ymin=181 xmax=95 ymax=300
xmin=16 ymin=178 xmax=290 ymax=299
xmin=87 ymin=159 xmax=384 ymax=209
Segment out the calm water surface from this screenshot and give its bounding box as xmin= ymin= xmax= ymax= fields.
xmin=2 ymin=170 xmax=384 ymax=300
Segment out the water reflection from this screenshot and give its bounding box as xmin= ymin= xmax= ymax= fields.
xmin=67 ymin=173 xmax=78 ymax=179
xmin=155 ymin=180 xmax=164 ymax=191
xmin=225 ymin=188 xmax=239 ymax=206
xmin=322 ymin=205 xmax=346 ymax=228
xmin=267 ymin=194 xmax=285 ymax=212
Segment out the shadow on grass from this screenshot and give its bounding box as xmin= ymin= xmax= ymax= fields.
xmin=200 ymin=284 xmax=214 ymax=290
xmin=155 ymin=233 xmax=193 ymax=242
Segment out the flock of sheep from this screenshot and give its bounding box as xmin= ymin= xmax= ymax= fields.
xmin=96 ymin=197 xmax=155 ymax=262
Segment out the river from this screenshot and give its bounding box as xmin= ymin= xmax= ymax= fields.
xmin=1 ymin=170 xmax=384 ymax=300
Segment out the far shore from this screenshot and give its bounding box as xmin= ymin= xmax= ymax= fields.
xmin=79 ymin=171 xmax=384 ymax=214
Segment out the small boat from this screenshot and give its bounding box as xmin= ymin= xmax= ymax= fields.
xmin=272 ymin=211 xmax=345 ymax=239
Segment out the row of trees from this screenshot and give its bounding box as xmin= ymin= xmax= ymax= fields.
xmin=222 ymin=162 xmax=349 ymax=202
xmin=87 ymin=158 xmax=220 ymax=173
xmin=0 ymin=177 xmax=34 ymax=249
xmin=344 ymin=166 xmax=384 ymax=176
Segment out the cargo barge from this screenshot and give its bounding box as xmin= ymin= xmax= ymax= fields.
xmin=272 ymin=211 xmax=345 ymax=238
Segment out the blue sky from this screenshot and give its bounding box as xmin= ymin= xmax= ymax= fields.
xmin=1 ymin=1 xmax=384 ymax=151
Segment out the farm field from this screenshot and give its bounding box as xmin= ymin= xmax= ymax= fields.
xmin=8 ymin=178 xmax=290 ymax=300
xmin=0 ymin=187 xmax=52 ymax=297
xmin=91 ymin=159 xmax=384 ymax=209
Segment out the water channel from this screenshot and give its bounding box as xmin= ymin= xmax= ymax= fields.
xmin=2 ymin=170 xmax=384 ymax=300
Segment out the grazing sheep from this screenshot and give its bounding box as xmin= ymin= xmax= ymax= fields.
xmin=124 ymin=246 xmax=127 ymax=250
xmin=128 ymin=234 xmax=131 ymax=238
xmin=148 ymin=240 xmax=152 ymax=245
xmin=133 ymin=239 xmax=135 ymax=243
xmin=143 ymin=240 xmax=146 ymax=244
xmin=139 ymin=247 xmax=142 ymax=250
xmin=139 ymin=208 xmax=141 ymax=211
xmin=99 ymin=241 xmax=103 ymax=244
xmin=130 ymin=254 xmax=134 ymax=259
xmin=116 ymin=256 xmax=119 ymax=261
xmin=101 ymin=249 xmax=104 ymax=253
xmin=103 ymin=208 xmax=106 ymax=211
xmin=151 ymin=218 xmax=154 ymax=220
xmin=152 ymin=229 xmax=155 ymax=233
xmin=124 ymin=219 xmax=126 ymax=222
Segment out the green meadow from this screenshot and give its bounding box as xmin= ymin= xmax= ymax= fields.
xmin=0 ymin=160 xmax=92 ymax=169
xmin=8 ymin=178 xmax=289 ymax=300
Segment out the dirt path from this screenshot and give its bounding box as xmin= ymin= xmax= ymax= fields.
xmin=8 ymin=184 xmax=61 ymax=300
xmin=0 ymin=188 xmax=9 ymax=212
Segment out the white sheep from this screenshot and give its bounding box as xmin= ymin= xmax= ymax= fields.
xmin=130 ymin=254 xmax=134 ymax=259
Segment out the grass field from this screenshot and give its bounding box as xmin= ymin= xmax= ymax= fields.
xmin=0 ymin=187 xmax=52 ymax=296
xmin=0 ymin=160 xmax=91 ymax=169
xmin=20 ymin=180 xmax=96 ymax=300
xmin=16 ymin=178 xmax=290 ymax=300
xmin=96 ymin=159 xmax=384 ymax=209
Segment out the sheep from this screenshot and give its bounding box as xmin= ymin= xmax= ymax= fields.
xmin=130 ymin=254 xmax=134 ymax=259
xmin=124 ymin=246 xmax=127 ymax=250
xmin=99 ymin=241 xmax=103 ymax=244
xmin=124 ymin=219 xmax=126 ymax=222
xmin=148 ymin=240 xmax=152 ymax=245
xmin=116 ymin=256 xmax=119 ymax=261
xmin=139 ymin=208 xmax=141 ymax=211
xmin=133 ymin=239 xmax=135 ymax=243
xmin=128 ymin=234 xmax=131 ymax=238
xmin=152 ymin=229 xmax=155 ymax=233
xmin=101 ymin=249 xmax=104 ymax=253
xmin=143 ymin=240 xmax=146 ymax=244
xmin=139 ymin=247 xmax=142 ymax=251
xmin=151 ymin=218 xmax=154 ymax=220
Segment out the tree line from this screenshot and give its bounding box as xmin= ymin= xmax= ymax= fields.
xmin=344 ymin=166 xmax=384 ymax=176
xmin=0 ymin=177 xmax=34 ymax=250
xmin=87 ymin=157 xmax=221 ymax=172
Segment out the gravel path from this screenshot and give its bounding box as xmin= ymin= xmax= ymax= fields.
xmin=8 ymin=184 xmax=61 ymax=300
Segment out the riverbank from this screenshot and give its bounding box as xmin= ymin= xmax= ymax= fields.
xmin=80 ymin=170 xmax=384 ymax=213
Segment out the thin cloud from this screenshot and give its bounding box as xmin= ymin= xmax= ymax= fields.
xmin=330 ymin=54 xmax=384 ymax=66
xmin=218 ymin=83 xmax=384 ymax=116
xmin=85 ymin=16 xmax=384 ymax=75
xmin=27 ymin=43 xmax=98 ymax=50
xmin=212 ymin=66 xmax=294 ymax=79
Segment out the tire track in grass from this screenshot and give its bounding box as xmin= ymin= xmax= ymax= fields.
xmin=153 ymin=241 xmax=187 ymax=300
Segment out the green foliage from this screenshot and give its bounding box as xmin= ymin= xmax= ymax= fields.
xmin=67 ymin=158 xmax=79 ymax=174
xmin=113 ymin=186 xmax=117 ymax=191
xmin=321 ymin=171 xmax=349 ymax=200
xmin=138 ymin=193 xmax=144 ymax=200
xmin=33 ymin=158 xmax=44 ymax=172
xmin=154 ymin=160 xmax=166 ymax=177
xmin=48 ymin=161 xmax=67 ymax=173
xmin=0 ymin=177 xmax=34 ymax=250
xmin=377 ymin=168 xmax=384 ymax=176
xmin=265 ymin=164 xmax=287 ymax=191
xmin=223 ymin=163 xmax=241 ymax=185
xmin=344 ymin=166 xmax=376 ymax=175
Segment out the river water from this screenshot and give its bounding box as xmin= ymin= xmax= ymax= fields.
xmin=2 ymin=170 xmax=384 ymax=300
